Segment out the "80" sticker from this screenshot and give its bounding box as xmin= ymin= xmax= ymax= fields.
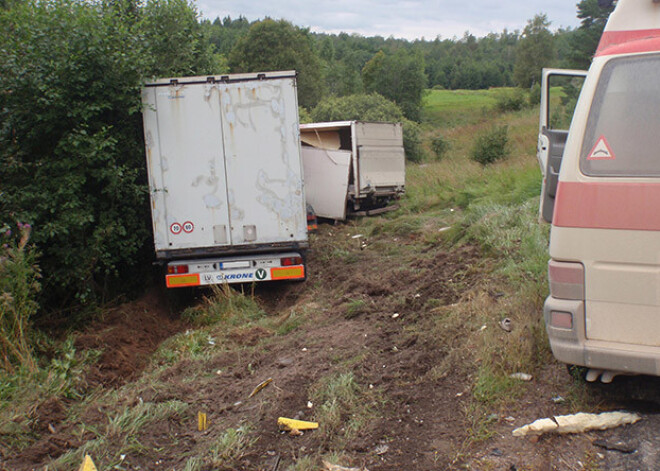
xmin=170 ymin=221 xmax=194 ymax=234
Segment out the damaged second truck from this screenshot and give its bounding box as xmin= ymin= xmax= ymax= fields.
xmin=141 ymin=71 xmax=308 ymax=288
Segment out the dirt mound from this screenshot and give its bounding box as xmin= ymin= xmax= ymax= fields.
xmin=74 ymin=288 xmax=186 ymax=387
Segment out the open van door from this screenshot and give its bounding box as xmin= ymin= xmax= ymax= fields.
xmin=538 ymin=69 xmax=587 ymax=222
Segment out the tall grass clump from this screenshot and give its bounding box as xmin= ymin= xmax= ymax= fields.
xmin=0 ymin=223 xmax=39 ymax=373
xmin=430 ymin=134 xmax=450 ymax=160
xmin=182 ymin=284 xmax=265 ymax=327
xmin=470 ymin=125 xmax=509 ymax=165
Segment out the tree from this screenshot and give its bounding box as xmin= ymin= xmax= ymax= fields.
xmin=362 ymin=49 xmax=426 ymax=121
xmin=513 ymin=14 xmax=556 ymax=88
xmin=565 ymin=0 xmax=616 ymax=69
xmin=228 ymin=19 xmax=324 ymax=109
xmin=141 ymin=0 xmax=225 ymax=77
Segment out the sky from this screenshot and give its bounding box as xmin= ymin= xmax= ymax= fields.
xmin=196 ymin=0 xmax=582 ymax=40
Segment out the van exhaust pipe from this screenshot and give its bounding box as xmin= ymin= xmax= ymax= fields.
xmin=585 ymin=368 xmax=633 ymax=383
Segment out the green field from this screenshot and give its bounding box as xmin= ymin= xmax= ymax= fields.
xmin=421 ymin=87 xmax=520 ymax=127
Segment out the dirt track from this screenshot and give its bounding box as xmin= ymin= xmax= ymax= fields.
xmin=4 ymin=225 xmax=660 ymax=470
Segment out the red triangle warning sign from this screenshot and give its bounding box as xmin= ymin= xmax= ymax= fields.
xmin=587 ymin=135 xmax=615 ymax=160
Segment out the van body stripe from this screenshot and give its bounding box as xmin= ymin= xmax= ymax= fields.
xmin=554 ymin=181 xmax=660 ymax=231
xmin=596 ymin=29 xmax=660 ymax=56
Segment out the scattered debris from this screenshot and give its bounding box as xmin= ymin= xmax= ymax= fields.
xmin=351 ymin=234 xmax=364 ymax=239
xmin=375 ymin=444 xmax=389 ymax=455
xmin=307 ymin=401 xmax=314 ymax=409
xmin=510 ymin=372 xmax=533 ymax=381
xmin=592 ymin=439 xmax=637 ymax=454
xmin=322 ymin=461 xmax=369 ymax=471
xmin=479 ymin=324 xmax=487 ymax=331
xmin=47 ymin=423 xmax=56 ymax=434
xmin=277 ymin=417 xmax=319 ymax=432
xmin=504 ymin=416 xmax=516 ymax=423
xmin=491 ymin=448 xmax=503 ymax=457
xmin=438 ymin=226 xmax=452 ymax=233
xmin=271 ymin=455 xmax=281 ymax=471
xmin=248 ymin=378 xmax=273 ymax=398
xmin=552 ymin=396 xmax=566 ymax=404
xmin=198 ymin=412 xmax=208 ymax=432
xmin=78 ymin=455 xmax=98 ymax=471
xmin=392 ymin=313 xmax=400 ymax=319
xmin=499 ymin=318 xmax=512 ymax=332
xmin=512 ymin=411 xmax=641 ymax=437
xmin=276 ymin=357 xmax=294 ymax=368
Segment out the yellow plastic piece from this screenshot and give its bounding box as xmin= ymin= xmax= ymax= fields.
xmin=198 ymin=411 xmax=208 ymax=431
xmin=277 ymin=417 xmax=319 ymax=431
xmin=78 ymin=455 xmax=98 ymax=471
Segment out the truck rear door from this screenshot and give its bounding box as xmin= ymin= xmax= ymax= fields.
xmin=354 ymin=122 xmax=405 ymax=194
xmin=538 ymin=69 xmax=587 ymax=222
xmin=219 ymin=77 xmax=307 ymax=246
xmin=142 ymin=81 xmax=232 ymax=252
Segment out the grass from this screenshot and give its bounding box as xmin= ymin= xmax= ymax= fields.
xmin=422 ymin=88 xmax=519 ymax=128
xmin=207 ymin=425 xmax=256 ymax=467
xmin=310 ymin=371 xmax=375 ymax=446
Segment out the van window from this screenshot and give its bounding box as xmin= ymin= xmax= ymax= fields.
xmin=581 ymin=54 xmax=660 ymax=176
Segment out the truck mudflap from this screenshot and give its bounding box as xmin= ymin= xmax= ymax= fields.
xmin=165 ymin=252 xmax=306 ymax=288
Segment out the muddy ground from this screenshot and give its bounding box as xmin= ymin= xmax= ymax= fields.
xmin=3 ymin=224 xmax=659 ymax=471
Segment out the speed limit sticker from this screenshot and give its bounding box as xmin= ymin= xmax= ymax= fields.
xmin=183 ymin=221 xmax=195 ymax=233
xmin=170 ymin=223 xmax=182 ymax=234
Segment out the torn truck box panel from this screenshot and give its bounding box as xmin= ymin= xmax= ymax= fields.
xmin=141 ymin=71 xmax=307 ymax=288
xmin=300 ymin=121 xmax=405 ymax=220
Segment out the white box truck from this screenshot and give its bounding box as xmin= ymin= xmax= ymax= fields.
xmin=141 ymin=71 xmax=308 ymax=288
xmin=538 ymin=0 xmax=660 ymax=381
xmin=300 ymin=121 xmax=405 ymax=220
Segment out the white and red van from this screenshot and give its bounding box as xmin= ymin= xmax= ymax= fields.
xmin=539 ymin=0 xmax=660 ymax=382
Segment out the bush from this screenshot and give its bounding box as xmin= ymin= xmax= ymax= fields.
xmin=0 ymin=223 xmax=40 ymax=372
xmin=495 ymin=89 xmax=528 ymax=112
xmin=470 ymin=125 xmax=509 ymax=165
xmin=430 ymin=135 xmax=450 ymax=160
xmin=311 ymin=93 xmax=427 ymax=162
xmin=0 ymin=0 xmax=221 ymax=309
xmin=528 ymin=83 xmax=542 ymax=106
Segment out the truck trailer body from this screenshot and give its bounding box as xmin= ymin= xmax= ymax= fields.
xmin=141 ymin=71 xmax=308 ymax=288
xmin=300 ymin=121 xmax=405 ymax=220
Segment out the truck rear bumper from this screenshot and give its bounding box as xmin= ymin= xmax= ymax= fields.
xmin=166 ymin=252 xmax=305 ymax=288
xmin=544 ymin=296 xmax=660 ymax=376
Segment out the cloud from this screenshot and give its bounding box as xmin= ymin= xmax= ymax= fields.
xmin=198 ymin=0 xmax=581 ymax=40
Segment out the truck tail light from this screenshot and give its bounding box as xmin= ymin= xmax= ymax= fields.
xmin=548 ymin=260 xmax=584 ymax=300
xmin=280 ymin=256 xmax=303 ymax=266
xmin=168 ymin=264 xmax=189 ymax=274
